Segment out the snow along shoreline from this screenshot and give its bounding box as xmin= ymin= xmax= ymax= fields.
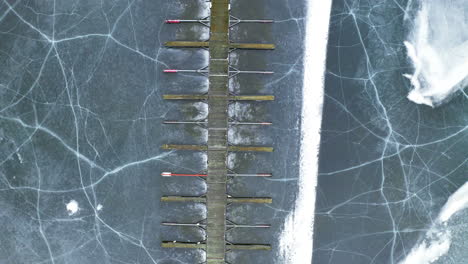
xmin=405 ymin=0 xmax=468 ymax=107
xmin=399 ymin=181 xmax=468 ymax=264
xmin=279 ymin=0 xmax=332 ymax=263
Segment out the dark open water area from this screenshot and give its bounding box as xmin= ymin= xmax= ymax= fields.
xmin=313 ymin=1 xmax=467 ymax=264
xmin=0 ymin=0 xmax=307 ymax=263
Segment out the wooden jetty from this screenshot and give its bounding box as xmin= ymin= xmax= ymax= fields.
xmin=161 ymin=0 xmax=274 ymax=263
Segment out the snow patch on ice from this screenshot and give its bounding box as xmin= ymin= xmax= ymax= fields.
xmin=405 ymin=0 xmax=468 ymax=107
xmin=197 ymin=0 xmax=209 ymax=19
xmin=228 ymin=127 xmax=267 ymax=145
xmin=192 ymin=102 xmax=208 ymax=120
xmin=228 ymin=103 xmax=253 ymax=121
xmin=227 ymin=153 xmax=236 ymax=170
xmin=197 ymin=0 xmax=210 ymax=40
xmin=192 ymin=203 xmax=206 ymax=215
xmin=66 ymin=200 xmax=80 ymax=216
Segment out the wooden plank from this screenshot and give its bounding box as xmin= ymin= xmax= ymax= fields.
xmin=228 ymin=146 xmax=274 ymax=152
xmin=228 ymin=197 xmax=273 ymax=204
xmin=230 ymin=43 xmax=275 ymax=50
xmin=226 ymin=244 xmax=272 ymax=250
xmin=163 ymin=94 xmax=207 ymax=100
xmin=161 ymin=144 xmax=273 ymax=152
xmin=161 ymin=242 xmax=271 ymax=251
xmin=161 ymin=196 xmax=205 ymax=203
xmin=165 ymin=41 xmax=275 ymax=50
xmin=161 ymin=144 xmax=208 ymax=151
xmin=161 ymin=196 xmax=272 ymax=204
xmin=230 ymin=95 xmax=274 ymax=101
xmin=161 ymin=242 xmax=206 ymax=249
xmin=165 ymin=41 xmax=209 ymax=48
xmin=163 ymin=94 xmax=274 ymax=101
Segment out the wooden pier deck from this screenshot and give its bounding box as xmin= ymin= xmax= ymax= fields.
xmin=160 ymin=0 xmax=274 ymax=262
xmin=206 ymin=1 xmax=230 ymax=261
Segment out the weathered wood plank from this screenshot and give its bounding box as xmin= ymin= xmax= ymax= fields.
xmin=226 ymin=244 xmax=272 ymax=250
xmin=161 ymin=242 xmax=206 ymax=249
xmin=230 ymin=43 xmax=275 ymax=50
xmin=160 ymin=196 xmax=205 ymax=203
xmin=163 ymin=94 xmax=274 ymax=101
xmin=227 ymin=197 xmax=273 ymax=204
xmin=161 ymin=242 xmax=272 ymax=251
xmin=165 ymin=41 xmax=275 ymax=50
xmin=228 ymin=146 xmax=274 ymax=152
xmin=161 ymin=144 xmax=273 ymax=152
xmin=161 ymin=144 xmax=208 ymax=151
xmin=230 ymin=95 xmax=274 ymax=101
xmin=165 ymin=41 xmax=209 ymax=48
xmin=161 ymin=196 xmax=272 ymax=204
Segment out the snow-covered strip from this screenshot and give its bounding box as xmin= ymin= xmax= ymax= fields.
xmin=399 ymin=230 xmax=451 ymax=264
xmin=405 ymin=0 xmax=468 ymax=107
xmin=399 ymin=181 xmax=468 ymax=264
xmin=278 ymin=0 xmax=332 ymax=263
xmin=438 ymin=181 xmax=468 ymax=222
